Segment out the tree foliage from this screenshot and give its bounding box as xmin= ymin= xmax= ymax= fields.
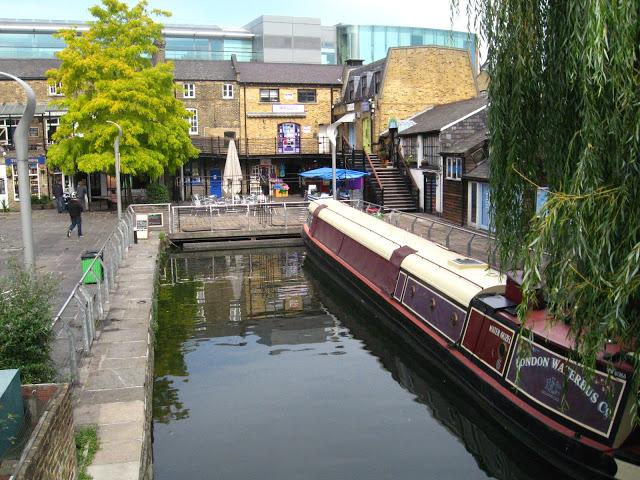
xmin=457 ymin=1 xmax=640 ymax=413
xmin=0 ymin=261 xmax=56 ymax=383
xmin=46 ymin=0 xmax=199 ymax=178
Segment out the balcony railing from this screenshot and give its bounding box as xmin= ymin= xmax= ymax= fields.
xmin=191 ymin=136 xmax=333 ymax=157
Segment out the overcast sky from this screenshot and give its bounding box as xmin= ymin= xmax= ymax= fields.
xmin=2 ymin=0 xmax=475 ymax=32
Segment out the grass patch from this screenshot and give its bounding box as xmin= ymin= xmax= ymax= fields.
xmin=75 ymin=426 xmax=99 ymax=480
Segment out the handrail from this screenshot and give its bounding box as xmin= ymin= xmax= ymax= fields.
xmin=396 ymin=147 xmax=420 ymax=209
xmin=50 ymin=206 xmax=134 ymax=328
xmin=50 ymin=202 xmax=171 ymax=379
xmin=364 ymin=150 xmax=384 ymax=194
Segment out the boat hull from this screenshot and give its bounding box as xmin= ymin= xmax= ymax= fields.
xmin=303 ymin=225 xmax=625 ymax=479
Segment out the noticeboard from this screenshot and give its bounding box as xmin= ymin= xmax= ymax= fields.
xmin=147 ymin=212 xmax=163 ymax=228
xmin=135 ymin=214 xmax=149 ymax=239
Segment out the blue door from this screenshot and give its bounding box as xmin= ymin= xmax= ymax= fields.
xmin=479 ymin=183 xmax=491 ymax=230
xmin=210 ymin=169 xmax=222 ymax=197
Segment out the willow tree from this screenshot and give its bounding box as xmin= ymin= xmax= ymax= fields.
xmin=46 ymin=0 xmax=199 ymax=177
xmin=456 ymin=1 xmax=640 ymax=412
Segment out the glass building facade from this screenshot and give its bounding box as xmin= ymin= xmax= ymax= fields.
xmin=0 ymin=33 xmax=65 ymax=59
xmin=337 ymin=25 xmax=477 ymax=71
xmin=164 ymin=37 xmax=254 ymax=61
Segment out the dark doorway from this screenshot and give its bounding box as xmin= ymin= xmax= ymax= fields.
xmin=423 ymin=174 xmax=437 ymax=214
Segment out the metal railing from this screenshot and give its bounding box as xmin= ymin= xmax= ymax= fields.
xmin=343 ymin=199 xmax=497 ymax=265
xmin=170 ymin=201 xmax=309 ymax=234
xmin=190 ymin=136 xmax=333 ymax=157
xmin=50 ymin=203 xmax=171 ymax=381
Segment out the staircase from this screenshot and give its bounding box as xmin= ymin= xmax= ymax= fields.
xmin=364 ymin=154 xmax=417 ymax=211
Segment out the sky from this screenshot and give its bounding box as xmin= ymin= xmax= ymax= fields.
xmin=1 ymin=0 xmax=476 ymax=32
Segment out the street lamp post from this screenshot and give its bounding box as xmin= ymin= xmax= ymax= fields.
xmin=106 ymin=121 xmax=123 ymax=220
xmin=326 ymin=113 xmax=355 ymax=200
xmin=0 ymin=72 xmax=36 ymax=269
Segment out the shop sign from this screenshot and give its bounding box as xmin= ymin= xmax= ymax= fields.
xmin=284 ymin=92 xmax=294 ymax=100
xmin=346 ymin=103 xmax=355 ymax=112
xmin=302 ymin=126 xmax=312 ymax=134
xmin=361 ymin=101 xmax=370 ymax=112
xmin=272 ymin=104 xmax=304 ymax=114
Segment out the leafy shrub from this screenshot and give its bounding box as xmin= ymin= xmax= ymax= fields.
xmin=76 ymin=425 xmax=98 ymax=480
xmin=146 ymin=182 xmax=170 ymax=204
xmin=0 ymin=261 xmax=57 ymax=383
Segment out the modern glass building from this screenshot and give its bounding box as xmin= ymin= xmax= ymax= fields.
xmin=0 ymin=19 xmax=476 ymax=68
xmin=337 ymin=24 xmax=477 ymax=71
xmin=0 ymin=19 xmax=257 ymax=62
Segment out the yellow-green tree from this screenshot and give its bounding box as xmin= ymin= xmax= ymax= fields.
xmin=46 ymin=0 xmax=199 ymax=177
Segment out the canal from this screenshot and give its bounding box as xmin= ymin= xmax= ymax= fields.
xmin=153 ymin=247 xmax=568 ymax=479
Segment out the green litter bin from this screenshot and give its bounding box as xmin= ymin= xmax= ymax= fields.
xmin=81 ymin=250 xmax=103 ymax=284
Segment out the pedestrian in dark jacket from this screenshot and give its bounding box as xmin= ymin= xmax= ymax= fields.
xmin=67 ymin=197 xmax=83 ymax=238
xmin=52 ymin=181 xmax=64 ymax=213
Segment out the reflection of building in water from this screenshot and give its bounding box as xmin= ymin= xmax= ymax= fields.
xmin=164 ymin=249 xmax=332 ymax=345
xmin=309 ymin=277 xmax=566 ymax=480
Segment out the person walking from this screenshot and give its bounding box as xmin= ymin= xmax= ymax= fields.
xmin=52 ymin=180 xmax=64 ymax=213
xmin=76 ymin=179 xmax=88 ymax=211
xmin=66 ymin=197 xmax=83 ymax=238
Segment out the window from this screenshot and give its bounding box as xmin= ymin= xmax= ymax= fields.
xmin=297 ymin=89 xmax=316 ymax=103
xmin=423 ymin=135 xmax=440 ymax=168
xmin=402 ymin=137 xmax=418 ymax=162
xmin=46 ymin=117 xmax=60 ymax=144
xmin=373 ymin=71 xmax=381 ymax=95
xmin=360 ymin=78 xmax=367 ymax=98
xmin=223 ymin=83 xmax=234 ymax=99
xmin=445 ymin=157 xmax=462 ymax=180
xmin=48 ymin=82 xmax=63 ymax=96
xmin=260 ymin=89 xmax=279 ymax=102
xmin=183 ymin=83 xmax=195 ymax=98
xmin=347 ymin=80 xmax=355 ymax=102
xmin=0 ymin=119 xmax=18 ymax=145
xmin=185 ymin=108 xmax=198 ymax=135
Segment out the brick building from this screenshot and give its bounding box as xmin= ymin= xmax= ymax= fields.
xmin=333 ymin=46 xmax=478 ymax=154
xmin=0 ymin=57 xmax=344 ymax=203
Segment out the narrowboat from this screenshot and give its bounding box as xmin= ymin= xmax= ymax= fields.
xmin=302 ymin=199 xmax=640 ymax=479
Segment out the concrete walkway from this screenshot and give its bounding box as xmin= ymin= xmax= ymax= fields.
xmin=73 ymin=235 xmax=159 ymax=480
xmin=0 ymin=208 xmax=118 ymax=313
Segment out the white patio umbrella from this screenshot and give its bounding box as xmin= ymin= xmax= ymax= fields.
xmin=222 ymin=139 xmax=242 ymax=198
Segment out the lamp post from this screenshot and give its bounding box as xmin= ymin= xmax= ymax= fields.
xmin=106 ymin=121 xmax=122 ymax=220
xmin=326 ymin=113 xmax=355 ymax=200
xmin=0 ymin=72 xmax=36 ymax=269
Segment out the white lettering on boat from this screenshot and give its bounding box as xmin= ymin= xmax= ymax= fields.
xmin=488 ymin=324 xmax=512 ymax=344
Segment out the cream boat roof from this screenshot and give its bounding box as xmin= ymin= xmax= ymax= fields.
xmin=310 ymin=200 xmax=505 ymax=306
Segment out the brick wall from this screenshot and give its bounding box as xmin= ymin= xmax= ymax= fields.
xmin=177 ymin=80 xmax=241 ymax=138
xmin=375 ymin=46 xmax=477 ymax=140
xmin=239 ymin=85 xmax=336 ymax=155
xmin=11 ymin=384 xmax=76 ymax=480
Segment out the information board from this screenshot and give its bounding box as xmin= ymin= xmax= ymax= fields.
xmin=147 ymin=212 xmax=163 ymax=227
xmin=135 ymin=214 xmax=149 ymax=239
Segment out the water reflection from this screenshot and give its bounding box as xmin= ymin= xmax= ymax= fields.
xmin=153 ymin=248 xmax=568 ymax=480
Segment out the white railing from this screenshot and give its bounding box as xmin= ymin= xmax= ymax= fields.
xmin=170 ymin=201 xmax=309 ymax=234
xmin=50 ymin=203 xmax=170 ymax=381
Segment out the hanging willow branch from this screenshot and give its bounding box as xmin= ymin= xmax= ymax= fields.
xmin=454 ymin=0 xmax=640 ymax=419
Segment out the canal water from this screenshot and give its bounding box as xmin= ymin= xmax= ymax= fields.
xmin=153 ymin=247 xmax=568 ymax=480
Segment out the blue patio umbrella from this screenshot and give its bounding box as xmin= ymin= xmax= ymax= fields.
xmin=298 ymin=168 xmax=368 ymax=180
